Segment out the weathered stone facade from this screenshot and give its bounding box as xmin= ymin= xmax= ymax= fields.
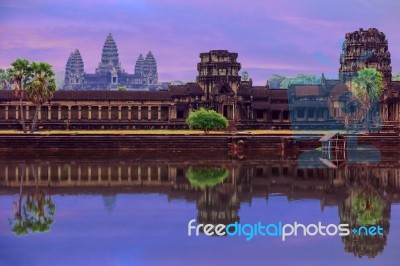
xmin=63 ymin=33 xmax=158 ymax=90
xmin=339 ymin=28 xmax=392 ymax=82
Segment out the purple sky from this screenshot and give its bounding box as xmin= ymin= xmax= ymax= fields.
xmin=1 ymin=0 xmax=399 ymax=85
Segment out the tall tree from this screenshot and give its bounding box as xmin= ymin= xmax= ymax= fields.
xmin=25 ymin=62 xmax=57 ymax=133
xmin=7 ymin=59 xmax=30 ymax=133
xmin=352 ymin=68 xmax=384 ymax=131
xmin=0 ymin=68 xmax=10 ymax=89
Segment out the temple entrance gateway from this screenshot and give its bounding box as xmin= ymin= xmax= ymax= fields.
xmin=223 ymin=105 xmax=233 ymax=120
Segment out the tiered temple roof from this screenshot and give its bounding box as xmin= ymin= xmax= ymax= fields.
xmin=96 ymin=33 xmax=122 ymax=74
xmin=339 ymin=28 xmax=392 ymax=82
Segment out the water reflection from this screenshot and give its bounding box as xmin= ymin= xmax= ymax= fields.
xmin=1 ymin=151 xmax=399 ymax=260
xmin=9 ymin=164 xmax=56 ymax=236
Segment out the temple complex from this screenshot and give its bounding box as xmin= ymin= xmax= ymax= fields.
xmin=1 ymin=28 xmax=400 ymax=130
xmin=63 ymin=33 xmax=158 ymax=90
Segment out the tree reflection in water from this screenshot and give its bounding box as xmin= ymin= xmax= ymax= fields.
xmin=339 ymin=167 xmax=391 ymax=259
xmin=9 ymin=164 xmax=55 ymax=236
xmin=351 ymin=188 xmax=384 ymax=226
xmin=186 ymin=166 xmax=229 ymax=189
xmin=186 ymin=166 xmax=241 ymax=235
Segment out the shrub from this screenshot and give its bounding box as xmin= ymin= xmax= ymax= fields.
xmin=186 ymin=108 xmax=228 ymax=134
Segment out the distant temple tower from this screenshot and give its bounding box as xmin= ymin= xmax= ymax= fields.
xmin=143 ymin=51 xmax=158 ymax=85
xmin=339 ymin=28 xmax=392 ymax=83
xmin=196 ymin=50 xmax=241 ymax=100
xmin=134 ymin=54 xmax=145 ymax=76
xmin=63 ymin=33 xmax=159 ymax=90
xmin=64 ymin=49 xmax=84 ymax=89
xmin=96 ymin=33 xmax=122 ymax=74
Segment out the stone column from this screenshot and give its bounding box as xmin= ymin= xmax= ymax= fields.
xmin=48 ymin=106 xmax=51 ymax=120
xmin=78 ymin=166 xmax=81 ymax=182
xmin=25 ymin=106 xmax=29 ymax=120
xmin=68 ymin=165 xmax=71 ymax=183
xmin=68 ymin=106 xmax=72 ymax=120
xmin=78 ymin=106 xmax=82 ymax=120
xmin=158 ymin=106 xmax=162 ymax=120
xmin=88 ymin=106 xmax=92 ymax=120
xmin=98 ymin=106 xmax=102 ymax=120
xmin=88 ymin=166 xmax=92 ymax=181
xmin=5 ymin=106 xmax=8 ymax=120
xmin=98 ymin=167 xmax=102 ymax=182
xmin=38 ymin=106 xmax=42 ymax=120
xmin=148 ymin=106 xmax=152 ymax=120
xmin=118 ymin=106 xmax=122 ymax=120
xmin=47 ymin=167 xmax=51 ymax=182
xmin=128 ymin=166 xmax=132 ymax=181
xmin=16 ymin=106 xmax=19 ymax=120
xmin=138 ymin=106 xmax=142 ymax=120
xmin=58 ymin=106 xmax=61 ymax=120
xmin=57 ymin=166 xmax=61 ymax=181
xmin=108 ymin=106 xmax=111 ymax=120
xmin=128 ymin=106 xmax=132 ymax=120
xmin=5 ymin=166 xmax=8 ymax=182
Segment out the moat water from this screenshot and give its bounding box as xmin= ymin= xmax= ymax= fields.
xmin=0 ymin=150 xmax=399 ymax=266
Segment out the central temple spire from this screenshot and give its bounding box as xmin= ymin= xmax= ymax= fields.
xmin=96 ymin=33 xmax=122 ymax=74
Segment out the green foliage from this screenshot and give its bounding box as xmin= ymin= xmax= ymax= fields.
xmin=186 ymin=166 xmax=229 ymax=189
xmin=10 ymin=191 xmax=56 ymax=236
xmin=351 ymin=190 xmax=384 ymax=225
xmin=186 ymin=108 xmax=228 ymax=133
xmin=268 ymin=74 xmax=286 ymax=88
xmin=352 ymin=68 xmax=384 ymax=105
xmin=7 ymin=59 xmax=31 ymax=133
xmin=0 ymin=68 xmax=9 ymax=89
xmin=392 ymin=72 xmax=400 ymax=81
xmin=25 ymin=62 xmax=57 ymax=105
xmin=7 ymin=58 xmax=30 ymax=96
xmin=24 ymin=61 xmax=57 ymax=133
xmin=118 ymin=86 xmax=127 ymax=91
xmin=269 ymin=74 xmax=320 ymax=89
xmin=281 ymin=74 xmax=320 ymax=89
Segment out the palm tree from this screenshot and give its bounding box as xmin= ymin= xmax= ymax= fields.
xmin=25 ymin=62 xmax=57 ymax=133
xmin=7 ymin=59 xmax=30 ymax=133
xmin=352 ymin=68 xmax=384 ymax=132
xmin=10 ymin=164 xmax=56 ymax=236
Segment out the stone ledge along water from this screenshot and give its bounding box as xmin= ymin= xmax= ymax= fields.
xmin=0 ymin=133 xmax=399 ymax=151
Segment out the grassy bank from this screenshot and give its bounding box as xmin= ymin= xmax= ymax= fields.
xmin=0 ymin=129 xmax=343 ymax=135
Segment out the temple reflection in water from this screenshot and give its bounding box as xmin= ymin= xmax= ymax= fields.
xmin=1 ymin=151 xmax=400 ymax=259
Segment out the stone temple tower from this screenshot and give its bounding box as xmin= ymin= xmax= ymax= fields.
xmin=96 ymin=33 xmax=122 ymax=74
xmin=134 ymin=54 xmax=145 ymax=76
xmin=143 ymin=51 xmax=158 ymax=84
xmin=339 ymin=28 xmax=392 ymax=83
xmin=64 ymin=49 xmax=85 ymax=89
xmin=196 ymin=50 xmax=241 ymax=100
